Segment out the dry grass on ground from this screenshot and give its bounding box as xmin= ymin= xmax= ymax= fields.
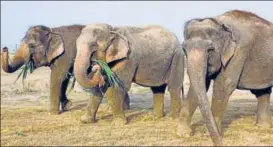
xmin=1 ymin=67 xmax=273 ymax=146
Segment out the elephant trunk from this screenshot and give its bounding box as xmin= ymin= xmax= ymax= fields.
xmin=1 ymin=43 xmax=29 ymax=73
xmin=187 ymin=49 xmax=222 ymax=146
xmin=74 ymin=43 xmax=103 ymax=89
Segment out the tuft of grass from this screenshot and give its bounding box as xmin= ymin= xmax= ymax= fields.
xmin=65 ymin=59 xmax=125 ymax=94
xmin=14 ymin=59 xmax=34 ymax=85
xmin=92 ymin=59 xmax=124 ymax=89
xmin=15 ymin=131 xmax=26 ymax=137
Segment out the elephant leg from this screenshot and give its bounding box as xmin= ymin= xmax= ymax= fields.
xmin=49 ymin=68 xmax=64 ymax=114
xmin=151 ymin=84 xmax=167 ymax=118
xmin=211 ymin=77 xmax=236 ymax=135
xmin=166 ymin=50 xmax=184 ymax=119
xmin=251 ymin=87 xmax=272 ymax=128
xmin=49 ymin=58 xmax=72 ymax=114
xmin=177 ymin=86 xmax=199 ymax=136
xmin=59 ymin=70 xmax=73 ymax=112
xmin=123 ymin=91 xmax=130 ymax=110
xmin=177 ymin=79 xmax=211 ymax=137
xmin=80 ymin=88 xmax=103 ymax=123
xmin=106 ymin=87 xmax=127 ymax=125
xmin=168 ymin=88 xmax=182 ymax=119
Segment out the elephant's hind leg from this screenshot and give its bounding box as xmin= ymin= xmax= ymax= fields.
xmin=251 ymin=87 xmax=272 ymax=128
xmin=151 ymin=84 xmax=167 ymax=118
xmin=166 ymin=49 xmax=184 ymax=119
xmin=168 ymin=88 xmax=183 ymax=119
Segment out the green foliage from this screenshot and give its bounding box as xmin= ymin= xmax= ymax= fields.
xmin=14 ymin=60 xmax=34 ymax=85
xmin=92 ymin=59 xmax=124 ymax=89
xmin=15 ymin=131 xmax=26 ymax=136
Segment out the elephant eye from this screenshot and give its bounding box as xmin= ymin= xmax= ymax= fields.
xmin=28 ymin=44 xmax=35 ymax=49
xmin=208 ymin=47 xmax=214 ymax=52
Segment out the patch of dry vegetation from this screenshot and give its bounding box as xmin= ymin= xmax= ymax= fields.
xmin=1 ymin=67 xmax=273 ymax=146
xmin=1 ymin=101 xmax=273 ymax=146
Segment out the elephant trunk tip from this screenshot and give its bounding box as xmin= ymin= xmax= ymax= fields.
xmin=1 ymin=45 xmax=27 ymax=73
xmin=2 ymin=47 xmax=8 ymax=52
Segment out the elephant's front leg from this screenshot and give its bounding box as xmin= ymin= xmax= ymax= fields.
xmin=151 ymin=85 xmax=167 ymax=118
xmin=80 ymin=89 xmax=103 ymax=123
xmin=177 ymin=86 xmax=199 ymax=137
xmin=106 ymin=86 xmax=127 ymax=125
xmin=49 ymin=58 xmax=73 ymax=114
xmin=49 ymin=68 xmax=66 ymax=114
xmin=251 ymin=87 xmax=272 ymax=128
xmin=177 ymin=78 xmax=211 ymax=136
xmin=211 ymin=76 xmax=236 ymax=135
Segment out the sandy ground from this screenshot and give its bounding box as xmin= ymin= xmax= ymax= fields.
xmin=1 ymin=66 xmax=272 ymax=146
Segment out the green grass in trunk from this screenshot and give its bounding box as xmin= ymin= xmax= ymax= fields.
xmin=15 ymin=59 xmax=124 ymax=93
xmin=15 ymin=60 xmax=35 ymax=85
xmin=92 ymin=59 xmax=124 ymax=88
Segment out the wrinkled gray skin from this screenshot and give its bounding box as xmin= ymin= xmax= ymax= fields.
xmin=1 ymin=25 xmax=84 ymax=114
xmin=74 ymin=24 xmax=184 ymax=124
xmin=177 ymin=10 xmax=273 ymax=146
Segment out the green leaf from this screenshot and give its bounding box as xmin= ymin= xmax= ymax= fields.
xmin=91 ymin=59 xmax=124 ymax=89
xmin=14 ymin=60 xmax=34 ymax=85
xmin=22 ymin=63 xmax=29 ymax=85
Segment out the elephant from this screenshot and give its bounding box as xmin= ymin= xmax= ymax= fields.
xmin=1 ymin=25 xmax=85 ymax=114
xmin=73 ymin=23 xmax=185 ymax=124
xmin=177 ymin=10 xmax=273 ymax=146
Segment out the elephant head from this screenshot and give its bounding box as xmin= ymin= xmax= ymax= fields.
xmin=74 ymin=24 xmax=129 ymax=89
xmin=1 ymin=25 xmax=64 ymax=73
xmin=182 ymin=18 xmax=237 ymax=145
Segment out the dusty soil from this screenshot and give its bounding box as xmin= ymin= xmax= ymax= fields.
xmin=1 ymin=66 xmax=272 ymax=146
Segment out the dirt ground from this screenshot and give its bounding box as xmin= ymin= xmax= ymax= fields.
xmin=1 ymin=66 xmax=272 ymax=146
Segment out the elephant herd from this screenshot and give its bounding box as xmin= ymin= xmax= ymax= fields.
xmin=1 ymin=10 xmax=273 ymax=146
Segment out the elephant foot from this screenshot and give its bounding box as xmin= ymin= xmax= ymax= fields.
xmin=256 ymin=118 xmax=272 ymax=128
xmin=152 ymin=114 xmax=164 ymax=120
xmin=111 ymin=116 xmax=128 ymax=126
xmin=170 ymin=111 xmax=180 ymax=119
xmin=153 ymin=111 xmax=164 ymax=119
xmin=256 ymin=113 xmax=272 ymax=128
xmin=49 ymin=110 xmax=60 ymax=115
xmin=80 ymin=113 xmax=95 ymax=124
xmin=256 ymin=122 xmax=272 ymax=128
xmin=61 ymin=100 xmax=72 ymax=112
xmin=176 ymin=122 xmax=192 ymax=138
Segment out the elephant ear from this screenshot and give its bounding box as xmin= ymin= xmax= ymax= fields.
xmin=220 ymin=24 xmax=237 ymax=67
xmin=105 ymin=31 xmax=130 ymax=63
xmin=46 ymin=33 xmax=65 ymax=63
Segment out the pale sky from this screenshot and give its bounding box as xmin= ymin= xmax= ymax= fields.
xmin=1 ymin=1 xmax=273 ymax=51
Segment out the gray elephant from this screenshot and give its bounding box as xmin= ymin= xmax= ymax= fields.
xmin=73 ymin=24 xmax=185 ymax=124
xmin=1 ymin=25 xmax=84 ymax=114
xmin=177 ymin=10 xmax=273 ymax=146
